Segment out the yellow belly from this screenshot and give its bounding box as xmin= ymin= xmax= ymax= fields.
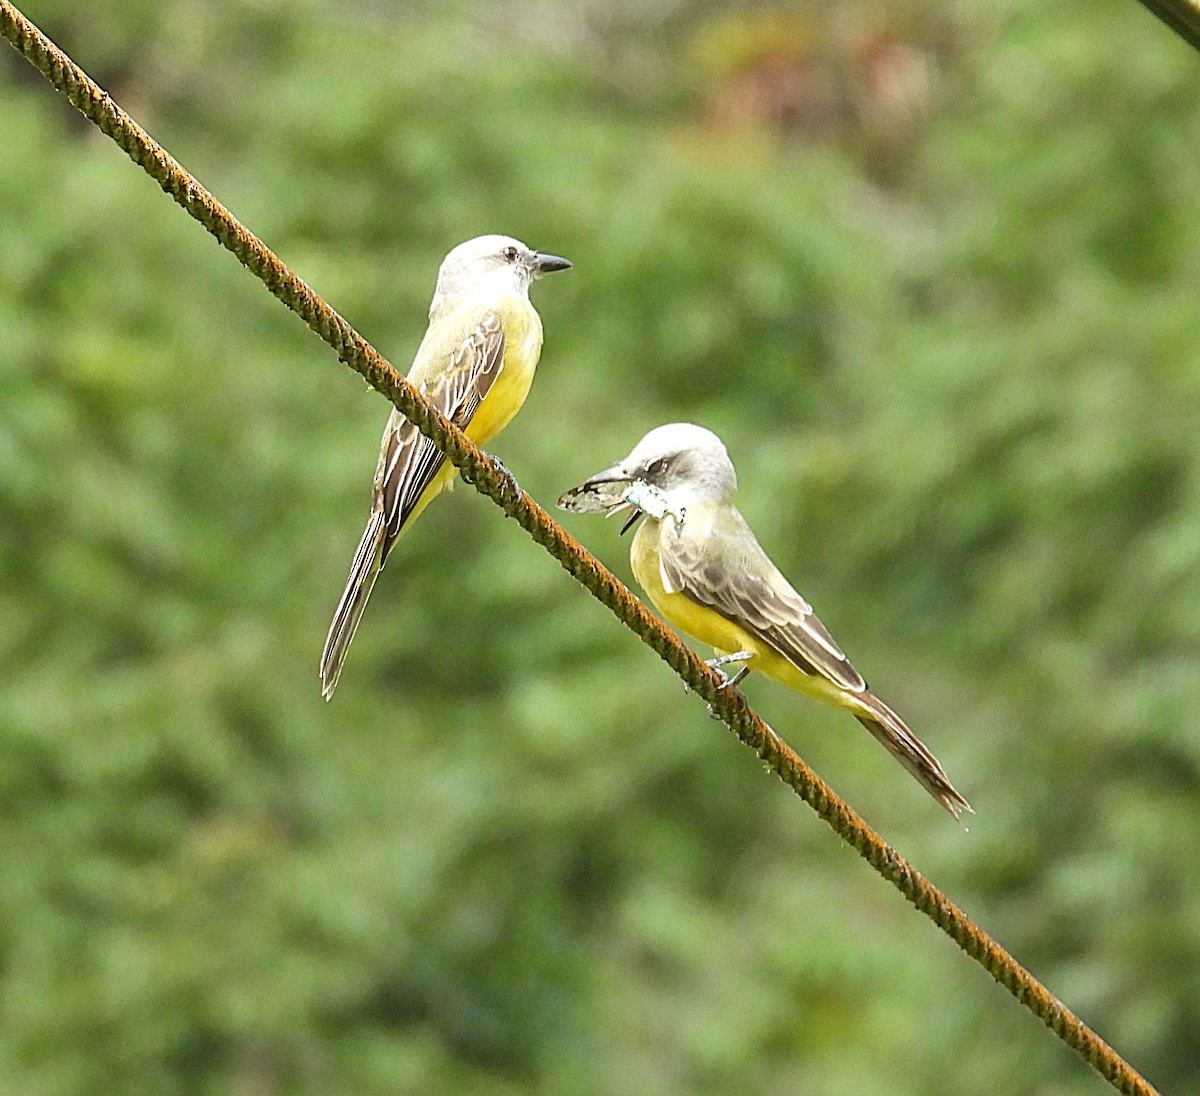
xmin=464 ymin=308 xmax=542 ymax=445
xmin=404 ymin=300 xmax=542 ymax=525
xmin=629 ymin=518 xmax=860 ymax=712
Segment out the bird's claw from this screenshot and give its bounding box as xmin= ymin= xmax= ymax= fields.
xmin=705 ymin=652 xmax=752 ymax=685
xmin=709 ymin=664 xmax=749 ymax=690
xmin=488 ymin=454 xmax=521 ymax=499
xmin=698 ymin=654 xmax=751 ymax=717
xmin=704 ymin=668 xmax=749 ymax=719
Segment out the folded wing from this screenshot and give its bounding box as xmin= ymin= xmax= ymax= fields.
xmin=374 ymin=311 xmax=506 ymax=560
xmin=658 ymin=516 xmax=868 ymax=695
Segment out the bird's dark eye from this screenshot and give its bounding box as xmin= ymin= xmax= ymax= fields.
xmin=501 ymin=245 xmax=520 ymax=262
xmin=646 ymin=457 xmax=669 ymax=477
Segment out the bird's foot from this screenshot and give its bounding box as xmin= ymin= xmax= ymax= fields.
xmin=706 ymin=652 xmax=753 ymax=686
xmin=721 ymin=665 xmax=749 ymax=689
xmin=701 ymin=653 xmax=752 ymax=718
xmin=487 ymin=454 xmax=521 ymax=500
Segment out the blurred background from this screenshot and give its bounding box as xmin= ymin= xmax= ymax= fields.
xmin=2 ymin=0 xmax=1199 ymax=1092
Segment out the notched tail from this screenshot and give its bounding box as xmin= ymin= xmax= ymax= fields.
xmin=854 ymin=693 xmax=972 ymax=822
xmin=320 ymin=510 xmax=388 ymax=700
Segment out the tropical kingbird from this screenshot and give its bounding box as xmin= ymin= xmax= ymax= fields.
xmin=320 ymin=234 xmax=571 ymax=698
xmin=558 ymin=422 xmax=970 ymax=819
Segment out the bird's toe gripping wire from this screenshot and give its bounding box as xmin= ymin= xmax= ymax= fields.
xmin=699 ymin=651 xmax=752 ymax=718
xmin=487 ymin=454 xmax=522 ymax=501
xmin=706 ymin=651 xmax=753 ymax=689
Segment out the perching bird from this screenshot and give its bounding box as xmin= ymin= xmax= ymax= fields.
xmin=320 ymin=234 xmax=571 ymax=698
xmin=558 ymin=422 xmax=970 ymax=819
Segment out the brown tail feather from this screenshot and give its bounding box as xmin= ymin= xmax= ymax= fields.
xmin=320 ymin=510 xmax=388 ymax=700
xmin=854 ymin=692 xmax=972 ymax=821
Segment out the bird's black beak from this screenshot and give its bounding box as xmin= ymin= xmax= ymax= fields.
xmin=581 ymin=463 xmax=631 ymax=488
xmin=581 ymin=464 xmax=643 ymax=536
xmin=532 ymin=251 xmax=572 ymax=275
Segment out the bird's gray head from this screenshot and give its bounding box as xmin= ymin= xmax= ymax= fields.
xmin=431 ymin=234 xmax=571 ymax=315
xmin=585 ymin=422 xmax=738 ymax=504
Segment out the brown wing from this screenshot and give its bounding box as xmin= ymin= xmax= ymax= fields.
xmin=658 ymin=512 xmax=867 ymax=694
xmin=372 ymin=313 xmax=505 ymax=559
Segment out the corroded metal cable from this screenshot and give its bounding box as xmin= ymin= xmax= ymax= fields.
xmin=0 ymin=5 xmax=1160 ymax=1093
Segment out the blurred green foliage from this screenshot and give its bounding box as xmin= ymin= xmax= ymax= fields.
xmin=2 ymin=0 xmax=1199 ymax=1093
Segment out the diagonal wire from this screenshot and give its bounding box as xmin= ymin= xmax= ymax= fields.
xmin=0 ymin=5 xmax=1160 ymax=1094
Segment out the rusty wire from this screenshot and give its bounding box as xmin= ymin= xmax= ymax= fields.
xmin=0 ymin=4 xmax=1163 ymax=1094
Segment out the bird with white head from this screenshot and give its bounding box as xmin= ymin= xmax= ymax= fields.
xmin=560 ymin=422 xmax=971 ymax=820
xmin=320 ymin=234 xmax=571 ymax=698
